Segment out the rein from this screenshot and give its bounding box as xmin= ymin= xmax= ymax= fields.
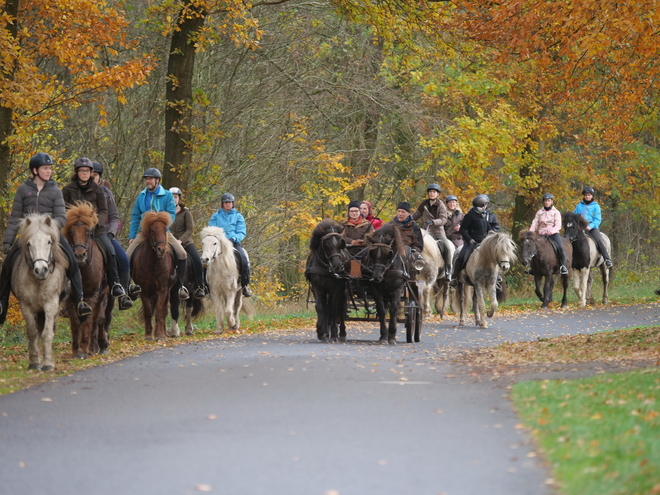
xmin=313 ymin=232 xmax=348 ymax=278
xmin=70 ymin=221 xmax=95 ymax=265
xmin=362 ymin=242 xmax=405 ymax=280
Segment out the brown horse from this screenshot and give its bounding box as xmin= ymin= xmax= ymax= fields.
xmin=62 ymin=202 xmax=112 ymax=358
xmin=519 ymin=230 xmax=573 ymax=309
xmin=131 ymin=211 xmax=177 ymax=340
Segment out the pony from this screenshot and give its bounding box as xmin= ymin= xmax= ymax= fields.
xmin=456 ymin=232 xmax=517 ymax=328
xmin=417 ymin=231 xmax=441 ymax=318
xmin=62 ymin=201 xmax=112 ymax=358
xmin=130 ymin=211 xmax=177 ymax=340
xmin=169 ymin=257 xmax=204 ymax=337
xmin=562 ymin=212 xmax=611 ymax=307
xmin=305 ymin=219 xmax=349 ymax=342
xmin=361 ymin=224 xmax=411 ymax=345
xmin=519 ymin=230 xmax=573 ymax=309
xmin=11 ymin=214 xmax=69 ymax=371
xmin=200 ymin=226 xmax=254 ymax=334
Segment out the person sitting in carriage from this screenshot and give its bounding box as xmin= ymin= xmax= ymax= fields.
xmin=574 ymin=186 xmax=613 ymax=268
xmin=342 ymin=200 xmax=374 ymax=257
xmin=125 ymin=167 xmax=190 ymax=300
xmin=360 ymin=201 xmax=383 ymax=230
xmin=62 ymin=157 xmax=131 ymax=308
xmin=209 ymin=192 xmax=252 ymax=298
xmin=529 ymin=193 xmax=569 ymax=275
xmin=444 ymin=195 xmax=464 ymax=248
xmin=169 ymin=187 xmax=206 ymax=299
xmin=91 ymin=160 xmax=140 ymax=308
xmin=412 ymin=183 xmax=453 ymax=278
xmin=389 ymin=201 xmax=425 ymax=272
xmin=0 ymin=153 xmax=92 ymax=323
xmin=449 ymin=194 xmax=499 ymax=287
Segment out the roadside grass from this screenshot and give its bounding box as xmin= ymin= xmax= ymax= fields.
xmin=512 ymin=369 xmax=660 ymax=495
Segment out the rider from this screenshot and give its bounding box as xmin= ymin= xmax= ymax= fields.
xmin=529 ymin=193 xmax=569 ymax=275
xmin=91 ymin=160 xmax=137 ymax=309
xmin=444 ymin=195 xmax=464 ymax=248
xmin=170 ymin=187 xmax=206 ymax=299
xmin=0 ymin=153 xmax=92 ymax=323
xmin=342 ymin=200 xmax=374 ymax=255
xmin=412 ymin=183 xmax=453 ymax=278
xmin=209 ymin=193 xmax=252 ymax=297
xmin=389 ymin=201 xmax=424 ymax=270
xmin=126 ymin=168 xmax=190 ymax=300
xmin=449 ymin=194 xmax=499 ymax=287
xmin=574 ymin=186 xmax=613 ymax=268
xmin=360 ymin=201 xmax=383 ymax=230
xmin=62 ymin=158 xmax=129 ymax=305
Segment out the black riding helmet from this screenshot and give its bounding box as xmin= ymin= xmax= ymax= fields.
xmin=143 ymin=167 xmax=162 ymax=179
xmin=29 ymin=152 xmax=54 ymax=174
xmin=582 ymin=186 xmax=595 ymax=195
xmin=446 ymin=195 xmax=458 ymax=203
xmin=542 ymin=193 xmax=554 ymax=201
xmin=74 ymin=157 xmax=93 ymax=170
xmin=472 ymin=194 xmax=489 ymax=208
xmin=222 ymin=193 xmax=235 ymax=203
xmin=427 ymin=183 xmax=441 ymax=193
xmin=92 ymin=161 xmax=103 ymax=176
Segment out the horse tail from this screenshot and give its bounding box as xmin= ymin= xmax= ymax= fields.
xmin=241 ymin=298 xmax=256 ymax=319
xmin=191 ymin=298 xmax=204 ymax=318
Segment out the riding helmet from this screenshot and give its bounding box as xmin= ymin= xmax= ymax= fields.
xmin=74 ymin=157 xmax=93 ymax=170
xmin=169 ymin=187 xmax=183 ymax=197
xmin=143 ymin=167 xmax=162 ymax=179
xmin=28 ymin=152 xmax=54 ymax=172
xmin=221 ymin=193 xmax=235 ymax=203
xmin=445 ymin=195 xmax=458 ymax=203
xmin=472 ymin=194 xmax=489 ymax=208
xmin=92 ymin=161 xmax=103 ymax=176
xmin=542 ymin=193 xmax=554 ymax=201
xmin=427 ymin=183 xmax=441 ymax=193
xmin=582 ymin=186 xmax=595 ymax=195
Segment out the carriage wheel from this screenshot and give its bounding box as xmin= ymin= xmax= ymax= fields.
xmin=414 ymin=303 xmax=423 ymax=343
xmin=406 ymin=301 xmax=417 ymax=344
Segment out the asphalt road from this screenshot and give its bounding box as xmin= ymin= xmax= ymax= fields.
xmin=0 ymin=303 xmax=658 ymax=495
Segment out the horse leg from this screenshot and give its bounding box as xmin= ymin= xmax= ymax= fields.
xmin=22 ymin=309 xmax=41 ymax=370
xmin=534 ymin=275 xmax=544 ymax=302
xmin=68 ymin=303 xmax=81 ymax=358
xmin=458 ymin=282 xmax=467 ymax=326
xmin=586 ymin=271 xmax=595 ymax=305
xmin=372 ymin=292 xmax=388 ymax=343
xmin=485 ymin=279 xmax=498 ymax=322
xmin=154 ymin=293 xmax=168 ymax=340
xmin=40 ymin=304 xmax=59 ymax=371
xmin=142 ymin=297 xmax=155 ymax=340
xmin=98 ymin=296 xmax=113 ymax=354
xmin=560 ymin=273 xmax=569 ymax=308
xmin=387 ymin=293 xmax=399 ymax=345
xmin=212 ymin=294 xmax=225 ymax=334
xmin=233 ymin=291 xmax=243 ymax=333
xmin=185 ymin=305 xmax=194 ymax=335
xmin=169 ymin=287 xmax=181 ymax=338
xmin=574 ymin=269 xmax=588 ymax=307
xmin=600 ymin=265 xmax=610 ymax=304
xmin=541 ymin=275 xmax=552 ymax=309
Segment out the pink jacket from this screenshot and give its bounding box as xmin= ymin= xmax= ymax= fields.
xmin=530 ymin=206 xmax=562 ymax=236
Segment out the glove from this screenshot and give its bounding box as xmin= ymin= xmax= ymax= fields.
xmin=469 ymin=239 xmax=476 ymax=245
xmin=424 ymin=220 xmax=434 ymax=227
xmin=3 ymin=243 xmax=10 ymax=254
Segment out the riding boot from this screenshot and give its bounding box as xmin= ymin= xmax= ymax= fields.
xmin=118 ymin=270 xmax=133 ymax=310
xmin=0 ymin=280 xmax=10 ymax=325
xmin=559 ymin=253 xmax=569 ymax=274
xmin=0 ymin=246 xmax=19 ymax=325
xmin=97 ymin=234 xmax=126 ymax=298
xmin=70 ymin=270 xmax=92 ymax=321
xmin=186 ymin=245 xmax=206 ymax=299
xmin=175 ymin=258 xmax=189 ymax=300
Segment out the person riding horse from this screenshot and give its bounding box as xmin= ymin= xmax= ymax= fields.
xmin=574 ymin=186 xmax=613 ymax=268
xmin=62 ymin=158 xmax=131 ymax=308
xmin=170 ymin=187 xmax=207 ymax=299
xmin=389 ymin=201 xmax=424 ymax=271
xmin=342 ymin=200 xmax=374 ymax=256
xmin=449 ymin=194 xmax=500 ymax=287
xmin=208 ymin=192 xmax=252 ymax=297
xmin=412 ymin=183 xmax=453 ymax=278
xmin=529 ymin=193 xmax=569 ymax=275
xmin=126 ymin=167 xmax=190 ymax=300
xmin=91 ymin=160 xmax=139 ymax=308
xmin=444 ymin=195 xmax=464 ymax=248
xmin=0 ymin=153 xmax=92 ymax=323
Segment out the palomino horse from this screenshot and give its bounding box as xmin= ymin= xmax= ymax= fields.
xmin=11 ymin=214 xmax=69 ymax=371
xmin=305 ymin=219 xmax=349 ymax=342
xmin=62 ymin=201 xmax=112 ymax=358
xmin=562 ymin=212 xmax=611 ymax=307
xmin=418 ymin=230 xmax=441 ymax=318
xmin=131 ymin=211 xmax=177 ymax=340
xmin=519 ymin=230 xmax=573 ymax=309
xmin=200 ymin=226 xmax=254 ymax=334
xmin=457 ymin=233 xmax=517 ymax=328
xmin=361 ymin=224 xmax=412 ymax=345
xmin=169 ymin=258 xmax=204 ymax=337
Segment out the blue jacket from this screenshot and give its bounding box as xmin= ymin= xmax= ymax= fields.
xmin=129 ymin=185 xmax=176 ymax=239
xmin=209 ymin=208 xmax=246 ymax=243
xmin=574 ymin=200 xmax=602 ymax=229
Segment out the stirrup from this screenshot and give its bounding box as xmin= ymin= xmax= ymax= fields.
xmin=118 ymin=295 xmax=133 ymax=310
xmin=178 ymin=286 xmax=190 ymax=300
xmin=111 ymin=283 xmax=126 ymax=298
xmin=194 ymin=287 xmax=206 ymax=299
xmin=128 ymin=283 xmax=141 ymax=301
xmin=449 ymin=278 xmax=458 ymax=287
xmin=605 ymin=259 xmax=613 ymax=268
xmin=560 ymin=265 xmax=569 ymax=275
xmin=77 ymin=301 xmax=92 ymax=317
xmin=242 ymin=286 xmax=252 ymax=298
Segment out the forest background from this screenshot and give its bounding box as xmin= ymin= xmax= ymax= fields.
xmin=1 ymin=0 xmax=659 ymax=302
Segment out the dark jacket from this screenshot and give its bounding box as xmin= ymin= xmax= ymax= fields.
xmin=3 ymin=178 xmax=67 ymax=245
xmin=342 ymin=217 xmax=373 ymax=249
xmin=62 ymin=179 xmax=109 ymax=236
xmin=444 ymin=208 xmax=465 ymax=246
xmin=171 ymin=205 xmax=195 ymax=247
xmin=412 ymin=198 xmax=448 ymax=238
xmin=100 ymin=184 xmax=120 ymax=237
xmin=390 ymin=215 xmax=424 ymax=253
xmin=460 ymin=207 xmax=499 ymax=244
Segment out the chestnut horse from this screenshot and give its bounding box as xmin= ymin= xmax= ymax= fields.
xmin=131 ymin=212 xmax=177 ymax=340
xmin=62 ymin=202 xmax=112 ymax=358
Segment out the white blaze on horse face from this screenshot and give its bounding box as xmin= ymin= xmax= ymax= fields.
xmin=28 ymin=231 xmax=53 ymax=280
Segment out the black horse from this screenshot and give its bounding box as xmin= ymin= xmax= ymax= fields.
xmin=519 ymin=230 xmax=573 ymax=309
xmin=305 ymin=219 xmax=350 ymax=342
xmin=169 ymin=255 xmax=205 ymax=336
xmin=361 ymin=224 xmax=411 ymax=345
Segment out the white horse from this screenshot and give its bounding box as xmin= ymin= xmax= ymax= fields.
xmin=11 ymin=214 xmax=69 ymax=371
xmin=418 ymin=231 xmax=441 ymax=317
xmin=434 ymin=235 xmax=455 ymax=318
xmin=457 ymin=233 xmax=517 ymax=328
xmin=200 ymin=227 xmax=254 ymax=334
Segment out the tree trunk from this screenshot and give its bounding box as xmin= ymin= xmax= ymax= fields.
xmin=163 ymin=4 xmax=206 ymax=191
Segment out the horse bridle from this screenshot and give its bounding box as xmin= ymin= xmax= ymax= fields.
xmin=24 ymin=239 xmax=55 ymax=274
xmin=521 ymin=238 xmax=537 ymax=265
xmin=362 ymin=241 xmax=403 ymax=280
xmin=70 ymin=221 xmax=95 ymax=265
xmin=316 ymin=232 xmax=347 ymax=277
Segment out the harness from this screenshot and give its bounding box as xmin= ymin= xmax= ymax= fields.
xmin=306 ymin=232 xmax=349 ymax=278
xmin=361 ymin=241 xmax=406 ymax=280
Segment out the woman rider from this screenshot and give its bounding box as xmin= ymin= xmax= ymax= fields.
xmin=444 ymin=195 xmax=464 ymax=248
xmin=0 ymin=153 xmax=92 ymax=323
xmin=170 ymin=187 xmax=206 ymax=299
xmin=412 ymin=183 xmax=453 ymax=278
xmin=529 ymin=193 xmax=569 ymax=275
xmin=574 ymin=186 xmax=613 ymax=268
xmin=342 ymin=200 xmax=374 ymax=256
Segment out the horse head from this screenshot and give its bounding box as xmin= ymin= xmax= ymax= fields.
xmin=518 ymin=230 xmax=538 ymax=267
xmin=64 ymin=201 xmax=98 ymax=264
xmin=480 ymin=232 xmax=517 ymax=274
xmin=200 ymin=227 xmax=230 ymax=268
xmin=319 ymin=232 xmax=347 ymax=276
xmin=562 ymin=212 xmax=587 ymax=242
xmin=363 ymin=228 xmax=398 ymax=283
xmin=141 ymin=212 xmax=171 ymax=258
xmin=19 ymin=214 xmax=61 ymax=281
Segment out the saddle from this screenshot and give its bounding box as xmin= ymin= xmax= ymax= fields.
xmin=542 ymin=235 xmax=563 ymax=262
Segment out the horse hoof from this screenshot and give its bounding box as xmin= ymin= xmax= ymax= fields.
xmin=185 ymin=331 xmax=193 ymax=336
xmin=41 ymin=365 xmax=54 ymax=372
xmin=378 ymin=338 xmax=388 ymax=345
xmin=100 ymin=349 xmax=109 ymax=355
xmin=145 ymin=336 xmax=155 ymax=341
xmin=338 ymin=336 xmax=346 ymax=342
xmin=480 ymin=323 xmax=488 ymax=329
xmin=75 ymin=352 xmax=87 ymax=359
xmin=388 ymin=339 xmax=396 ymax=345
xmin=27 ymin=363 xmax=40 ymax=371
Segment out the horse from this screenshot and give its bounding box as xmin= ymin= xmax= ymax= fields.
xmin=456 ymin=232 xmax=517 ymax=328
xmin=519 ymin=230 xmax=573 ymax=309
xmin=130 ymin=211 xmax=177 ymax=340
xmin=305 ymin=219 xmax=350 ymax=342
xmin=62 ymin=201 xmax=112 ymax=358
xmin=562 ymin=212 xmax=611 ymax=307
xmin=200 ymin=226 xmax=254 ymax=334
xmin=11 ymin=214 xmax=69 ymax=371
xmin=361 ymin=224 xmax=411 ymax=345
xmin=169 ymin=257 xmax=204 ymax=337
xmin=417 ymin=231 xmax=441 ymax=318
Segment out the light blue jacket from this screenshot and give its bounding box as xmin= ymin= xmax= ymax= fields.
xmin=129 ymin=185 xmax=176 ymax=239
xmin=209 ymin=208 xmax=246 ymax=243
xmin=574 ymin=200 xmax=602 ymax=230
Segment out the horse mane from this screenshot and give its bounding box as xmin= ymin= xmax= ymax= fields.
xmin=63 ymin=201 xmax=98 ymax=236
xmin=200 ymin=226 xmax=239 ymax=276
xmin=518 ymin=229 xmax=537 ymax=243
xmin=421 ymin=230 xmax=442 ymax=264
xmin=18 ymin=213 xmax=69 ymax=269
xmin=141 ymin=211 xmax=172 ymax=232
xmin=364 ymin=223 xmax=406 ymax=257
xmin=479 ymin=232 xmax=518 ymax=264
xmin=562 ymin=211 xmax=588 ymax=230
xmin=309 ymin=219 xmax=344 ymax=251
